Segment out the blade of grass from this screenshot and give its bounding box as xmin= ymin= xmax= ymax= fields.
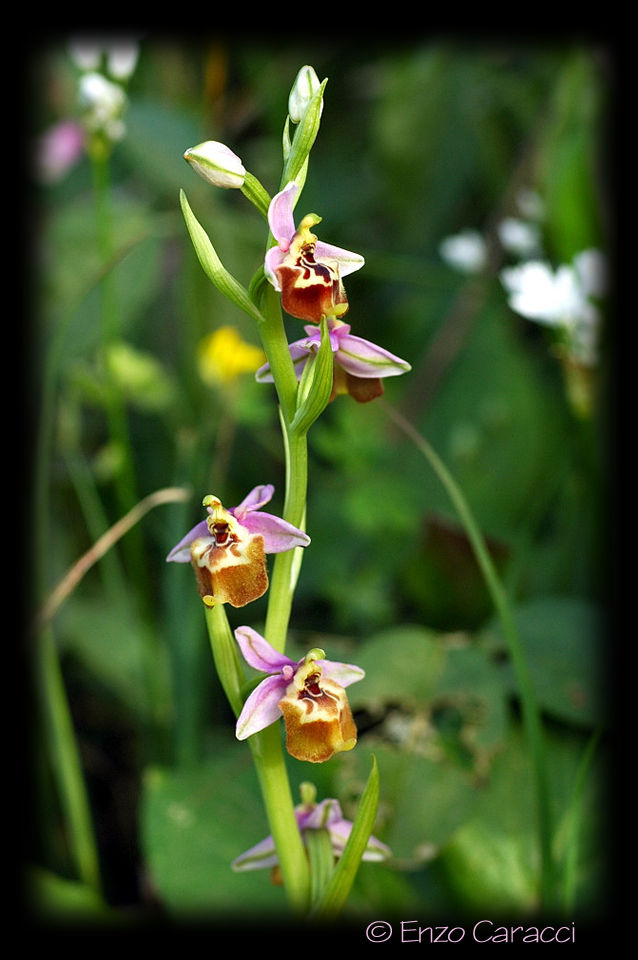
xmin=383 ymin=400 xmax=555 ymax=909
xmin=561 ymin=727 xmax=602 ymax=913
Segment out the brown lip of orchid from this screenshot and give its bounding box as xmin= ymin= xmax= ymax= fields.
xmin=277 ymin=654 xmax=358 ymax=763
xmin=264 ymin=182 xmax=365 ymax=323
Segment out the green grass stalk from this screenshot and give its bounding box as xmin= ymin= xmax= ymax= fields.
xmin=384 ymin=401 xmax=556 ymax=910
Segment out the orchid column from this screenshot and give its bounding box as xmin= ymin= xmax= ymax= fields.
xmin=170 ymin=65 xmax=410 ymax=917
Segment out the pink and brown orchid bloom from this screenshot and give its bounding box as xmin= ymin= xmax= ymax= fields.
xmin=256 ymin=317 xmax=411 ymax=403
xmin=232 ymin=786 xmax=390 ymax=877
xmin=234 ymin=626 xmax=364 ymax=763
xmin=166 ymin=485 xmax=309 ymax=608
xmin=265 ymin=182 xmax=364 ymax=323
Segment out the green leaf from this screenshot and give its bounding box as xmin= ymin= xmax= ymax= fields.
xmin=486 ymin=596 xmax=603 ymax=728
xmin=312 ymin=754 xmax=380 ymax=918
xmin=334 ymin=744 xmax=479 ymax=866
xmin=441 ymin=723 xmax=604 ymax=913
xmin=140 ymin=749 xmax=287 ymax=918
xmin=179 ymin=190 xmax=266 ymax=326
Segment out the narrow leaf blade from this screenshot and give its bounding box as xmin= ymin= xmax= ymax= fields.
xmin=312 ymin=754 xmax=380 ymax=918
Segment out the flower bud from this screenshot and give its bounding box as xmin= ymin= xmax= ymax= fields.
xmin=288 ymin=65 xmax=323 ymax=123
xmin=184 ymin=140 xmax=246 ymax=189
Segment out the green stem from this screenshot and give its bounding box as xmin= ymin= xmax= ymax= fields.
xmin=265 ymin=426 xmax=308 ymax=653
xmin=384 ymin=401 xmax=555 ymax=910
xmin=254 ymin=284 xmax=299 ymax=423
xmin=253 ymin=284 xmax=309 ymax=654
xmin=249 ymin=725 xmax=310 ymax=913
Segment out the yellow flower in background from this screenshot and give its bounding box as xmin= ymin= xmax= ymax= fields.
xmin=197 ymin=326 xmax=265 ymax=386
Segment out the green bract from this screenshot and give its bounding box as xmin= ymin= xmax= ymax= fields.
xmin=290 ymin=317 xmax=334 ymax=435
xmin=179 ymin=190 xmax=266 ymax=326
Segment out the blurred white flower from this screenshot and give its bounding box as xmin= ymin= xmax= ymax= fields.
xmin=515 ymin=187 xmax=545 ymax=221
xmin=78 ymin=71 xmax=128 ymax=142
xmin=500 ymin=250 xmax=606 ymax=366
xmin=500 ymin=261 xmax=581 ymax=325
xmin=68 ymin=37 xmax=139 ymax=80
xmin=497 ymin=216 xmax=542 ymax=258
xmin=439 ymin=229 xmax=488 ymax=274
xmin=68 ymin=39 xmax=102 ymax=72
xmin=104 ymin=41 xmax=140 ymax=80
xmin=574 ymin=248 xmax=607 ymax=298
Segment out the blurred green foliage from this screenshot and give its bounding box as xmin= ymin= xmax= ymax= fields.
xmin=29 ymin=37 xmax=610 ymax=927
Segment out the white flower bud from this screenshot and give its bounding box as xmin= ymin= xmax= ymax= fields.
xmin=184 ymin=141 xmax=246 ymax=189
xmin=288 ymin=65 xmax=323 ymax=124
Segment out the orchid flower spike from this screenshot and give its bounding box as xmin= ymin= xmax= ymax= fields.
xmin=256 ymin=317 xmax=411 ymax=403
xmin=265 ymin=182 xmax=365 ymax=323
xmin=166 ymin=485 xmax=310 ymax=608
xmin=232 ymin=784 xmax=390 ymax=876
xmin=234 ymin=626 xmax=364 ymax=763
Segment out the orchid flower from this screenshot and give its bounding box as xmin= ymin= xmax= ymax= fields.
xmin=256 ymin=317 xmax=411 ymax=403
xmin=232 ymin=785 xmax=390 ymax=874
xmin=234 ymin=626 xmax=364 ymax=763
xmin=166 ymin=485 xmax=310 ymax=608
xmin=265 ymin=182 xmax=365 ymax=323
